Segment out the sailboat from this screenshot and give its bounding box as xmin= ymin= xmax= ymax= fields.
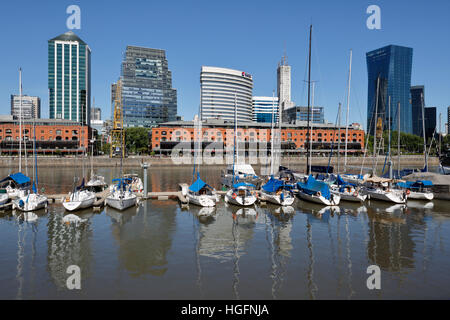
xmin=297 ymin=175 xmax=340 ymax=206
xmin=105 ymin=91 xmax=137 ymax=211
xmin=330 ymin=175 xmax=367 ymax=202
xmin=224 ymin=93 xmax=257 ymax=207
xmin=185 ymin=115 xmax=218 ymax=207
xmin=396 ymin=180 xmax=434 ymax=200
xmin=13 ymin=117 xmax=48 ymax=212
xmin=86 ymin=130 xmax=108 ymax=192
xmin=261 ymin=98 xmax=295 ymax=206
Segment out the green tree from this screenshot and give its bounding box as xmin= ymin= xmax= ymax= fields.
xmin=101 ymin=143 xmax=111 ymax=155
xmin=125 ymin=128 xmax=150 ymax=154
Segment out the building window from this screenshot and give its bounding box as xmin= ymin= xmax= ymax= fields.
xmin=56 ymin=130 xmax=62 ymax=135
xmin=161 ymin=131 xmax=167 ymax=135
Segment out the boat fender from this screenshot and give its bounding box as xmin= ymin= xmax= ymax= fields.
xmin=353 ymin=190 xmax=359 ymax=197
xmin=232 ymin=193 xmax=237 ymax=199
xmin=406 ymin=189 xmax=411 ymax=195
xmin=316 ymin=191 xmax=321 ymax=197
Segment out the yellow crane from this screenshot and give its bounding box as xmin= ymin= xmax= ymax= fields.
xmin=110 ymin=80 xmax=125 ymax=158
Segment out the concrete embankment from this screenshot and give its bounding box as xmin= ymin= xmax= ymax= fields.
xmin=0 ymin=155 xmax=439 ymax=169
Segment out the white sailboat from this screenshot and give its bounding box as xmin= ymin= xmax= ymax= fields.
xmin=86 ymin=130 xmax=108 ymax=192
xmin=364 ymin=176 xmax=407 ymax=204
xmin=296 ymin=175 xmax=341 ymax=206
xmin=224 ymin=92 xmax=257 ymax=207
xmin=62 ymin=179 xmax=96 ymax=211
xmin=184 ymin=115 xmax=218 ymax=208
xmin=13 ymin=114 xmax=48 ymax=212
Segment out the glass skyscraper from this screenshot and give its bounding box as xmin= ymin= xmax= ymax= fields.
xmin=410 ymin=85 xmax=425 ymax=137
xmin=252 ymin=96 xmax=279 ymax=123
xmin=366 ymin=45 xmax=413 ymax=134
xmin=117 ymin=46 xmax=177 ymax=128
xmin=48 ymin=31 xmax=91 ymax=125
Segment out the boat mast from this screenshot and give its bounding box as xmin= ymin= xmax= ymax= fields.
xmin=232 ymin=91 xmax=237 ymax=184
xmin=421 ymin=92 xmax=428 ymax=171
xmin=397 ymin=101 xmax=401 ymax=175
xmin=306 ymin=24 xmax=312 ymax=175
xmin=373 ymin=76 xmax=380 ymax=171
xmin=388 ymin=96 xmax=392 ymax=179
xmin=337 ymin=103 xmax=342 ymax=174
xmin=309 ymin=82 xmax=315 ymax=174
xmin=270 ymin=90 xmax=275 ymax=176
xmin=344 ymin=49 xmax=352 ymax=172
xmin=19 ymin=68 xmax=22 ymax=173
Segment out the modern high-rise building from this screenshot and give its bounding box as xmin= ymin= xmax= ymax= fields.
xmin=277 ymin=55 xmax=294 ymax=121
xmin=200 ymin=66 xmax=253 ymax=122
xmin=283 ymin=106 xmax=324 ymax=124
xmin=410 ymin=86 xmax=425 ymax=137
xmin=447 ymin=106 xmax=450 ymax=135
xmin=116 ymin=46 xmax=177 ymax=128
xmin=48 ymin=31 xmax=91 ymax=125
xmin=252 ymin=96 xmax=279 ymax=123
xmin=366 ymin=45 xmax=413 ymax=134
xmin=424 ymin=107 xmax=436 ymax=140
xmin=91 ymin=107 xmax=101 ymax=121
xmin=11 ymin=95 xmax=40 ymax=119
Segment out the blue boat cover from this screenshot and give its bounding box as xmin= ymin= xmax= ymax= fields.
xmin=233 ymin=182 xmax=255 ymax=188
xmin=297 ymin=175 xmax=331 ymax=200
xmin=75 ymin=178 xmax=85 ymax=191
xmin=0 ymin=172 xmax=31 ymax=186
xmin=262 ymin=177 xmax=284 ymax=193
xmin=189 ymin=177 xmax=213 ymax=192
xmin=397 ymin=180 xmax=433 ymax=189
xmin=112 ymin=178 xmax=132 ymax=190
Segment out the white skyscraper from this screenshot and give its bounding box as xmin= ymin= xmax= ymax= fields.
xmin=277 ymin=55 xmax=294 ymax=121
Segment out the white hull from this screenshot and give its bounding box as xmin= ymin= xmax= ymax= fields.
xmin=333 ymin=191 xmax=367 ymax=203
xmin=0 ymin=194 xmax=8 ymax=205
xmin=261 ymin=191 xmax=295 ymax=206
xmin=224 ymin=189 xmax=257 ymax=206
xmin=408 ymin=191 xmax=434 ymax=200
xmin=106 ymin=193 xmax=137 ymax=211
xmin=62 ymin=190 xmax=96 ymax=211
xmin=13 ymin=194 xmax=48 ymax=212
xmin=296 ymin=191 xmax=340 ymax=206
xmin=186 ymin=193 xmax=216 ymax=207
xmin=366 ymin=189 xmax=407 ymax=204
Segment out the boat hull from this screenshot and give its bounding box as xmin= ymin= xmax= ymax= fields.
xmin=186 ymin=193 xmax=216 ymax=207
xmin=224 ymin=190 xmax=257 ymax=206
xmin=334 ymin=191 xmax=367 ymax=203
xmin=366 ymin=190 xmax=407 ymax=204
xmin=106 ymin=195 xmax=137 ymax=211
xmin=296 ymin=191 xmax=340 ymax=206
xmin=408 ymin=191 xmax=434 ymax=200
xmin=13 ymin=194 xmax=48 ymax=212
xmin=262 ymin=192 xmax=295 ymax=206
xmin=62 ymin=193 xmax=96 ymax=212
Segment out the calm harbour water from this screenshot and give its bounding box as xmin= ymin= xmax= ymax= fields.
xmin=0 ymin=166 xmax=450 ymax=300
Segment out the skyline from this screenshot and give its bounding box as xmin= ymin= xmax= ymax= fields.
xmin=1 ymin=0 xmax=449 ymax=131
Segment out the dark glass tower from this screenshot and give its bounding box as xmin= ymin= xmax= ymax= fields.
xmin=410 ymin=86 xmax=425 ymax=137
xmin=424 ymin=107 xmax=436 ymax=140
xmin=118 ymin=46 xmax=177 ymax=128
xmin=366 ymin=45 xmax=413 ymax=134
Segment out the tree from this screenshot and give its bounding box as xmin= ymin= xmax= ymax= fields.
xmin=125 ymin=127 xmax=150 ymax=154
xmin=101 ymin=143 xmax=111 ymax=155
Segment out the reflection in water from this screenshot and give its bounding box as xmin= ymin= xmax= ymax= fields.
xmin=108 ymin=201 xmax=176 ymax=277
xmin=46 ymin=210 xmax=93 ymax=289
xmin=306 ymin=217 xmax=318 ymax=300
xmin=263 ymin=204 xmax=294 ymax=299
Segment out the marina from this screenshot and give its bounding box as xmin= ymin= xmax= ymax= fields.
xmin=1 ymin=165 xmax=450 ymax=299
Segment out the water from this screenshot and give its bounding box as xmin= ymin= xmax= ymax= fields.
xmin=1 ymin=166 xmax=450 ymax=299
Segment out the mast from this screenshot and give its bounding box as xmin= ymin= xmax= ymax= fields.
xmin=421 ymin=92 xmax=428 ymax=171
xmin=306 ymin=24 xmax=312 ymax=175
xmin=397 ymin=101 xmax=401 ymax=175
xmin=309 ymin=82 xmax=315 ymax=174
xmin=19 ymin=68 xmax=22 ymax=173
xmin=270 ymin=90 xmax=275 ymax=176
xmin=90 ymin=128 xmax=94 ymax=178
xmin=388 ymin=96 xmax=392 ymax=179
xmin=337 ymin=103 xmax=342 ymax=174
xmin=232 ymin=91 xmax=237 ymax=184
xmin=439 ymin=113 xmax=442 ymax=157
xmin=344 ymin=49 xmax=352 ymax=171
xmin=373 ymin=76 xmax=380 ymax=167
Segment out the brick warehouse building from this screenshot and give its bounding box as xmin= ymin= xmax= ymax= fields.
xmin=151 ymin=119 xmax=365 ymax=154
xmin=0 ymin=117 xmax=91 ymax=155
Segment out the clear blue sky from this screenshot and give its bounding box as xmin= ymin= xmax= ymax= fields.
xmin=1 ymin=0 xmax=449 ymax=131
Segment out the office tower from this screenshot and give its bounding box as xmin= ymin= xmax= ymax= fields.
xmin=277 ymin=55 xmax=295 ymax=120
xmin=117 ymin=46 xmax=177 ymax=128
xmin=283 ymin=106 xmax=324 ymax=124
xmin=48 ymin=31 xmax=91 ymax=125
xmin=91 ymin=107 xmax=101 ymax=121
xmin=366 ymin=45 xmax=413 ymax=134
xmin=11 ymin=95 xmax=40 ymax=119
xmin=448 ymin=106 xmax=450 ymax=135
xmin=252 ymin=96 xmax=279 ymax=123
xmin=424 ymin=107 xmax=436 ymax=140
xmin=410 ymin=86 xmax=425 ymax=136
xmin=200 ymin=66 xmax=253 ymax=122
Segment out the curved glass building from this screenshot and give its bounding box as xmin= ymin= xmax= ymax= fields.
xmin=200 ymin=66 xmax=253 ymax=122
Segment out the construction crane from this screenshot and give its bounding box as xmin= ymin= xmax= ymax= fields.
xmin=110 ymin=80 xmax=125 ymax=158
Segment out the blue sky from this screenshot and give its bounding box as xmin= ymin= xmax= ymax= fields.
xmin=0 ymin=0 xmax=449 ymax=131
